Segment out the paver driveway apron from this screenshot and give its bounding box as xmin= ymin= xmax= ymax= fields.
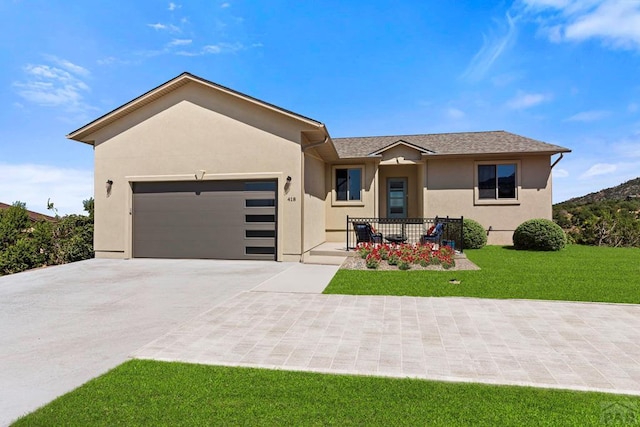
xmin=134 ymin=292 xmax=640 ymax=397
xmin=0 ymin=258 xmax=294 ymax=426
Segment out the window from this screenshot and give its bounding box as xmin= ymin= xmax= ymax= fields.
xmin=477 ymin=163 xmax=517 ymax=200
xmin=244 ymin=181 xmax=276 ymax=191
xmin=335 ymin=168 xmax=362 ymax=201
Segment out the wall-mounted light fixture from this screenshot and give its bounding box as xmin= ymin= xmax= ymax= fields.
xmin=106 ymin=179 xmax=113 ymax=194
xmin=284 ymin=175 xmax=292 ymax=194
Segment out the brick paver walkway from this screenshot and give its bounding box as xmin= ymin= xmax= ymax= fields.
xmin=133 ymin=292 xmax=640 ymax=395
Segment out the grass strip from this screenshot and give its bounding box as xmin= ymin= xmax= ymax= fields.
xmin=14 ymin=360 xmax=640 ymax=426
xmin=324 ymin=245 xmax=640 ymax=303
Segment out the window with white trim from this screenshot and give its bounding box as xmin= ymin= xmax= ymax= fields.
xmin=335 ymin=167 xmax=362 ymax=201
xmin=478 ymin=163 xmax=517 ymax=200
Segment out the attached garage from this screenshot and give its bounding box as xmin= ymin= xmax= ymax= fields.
xmin=132 ymin=180 xmax=277 ymax=260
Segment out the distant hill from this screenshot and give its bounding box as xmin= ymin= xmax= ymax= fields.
xmin=557 ymin=177 xmax=640 ymax=206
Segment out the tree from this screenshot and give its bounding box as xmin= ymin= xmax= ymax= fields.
xmin=0 ymin=202 xmax=29 ymax=251
xmin=0 ymin=200 xmax=95 ymax=276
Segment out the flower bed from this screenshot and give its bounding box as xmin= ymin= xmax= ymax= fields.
xmin=356 ymin=242 xmax=455 ymax=270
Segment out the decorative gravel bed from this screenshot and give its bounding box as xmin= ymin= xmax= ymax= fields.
xmin=340 ymin=254 xmax=480 ymax=271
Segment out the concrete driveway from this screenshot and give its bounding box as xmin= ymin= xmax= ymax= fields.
xmin=0 ymin=258 xmax=298 ymax=425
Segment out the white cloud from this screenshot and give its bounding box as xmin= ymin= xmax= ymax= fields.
xmin=173 ymin=42 xmax=245 ymax=56
xmin=612 ymin=140 xmax=640 ymax=158
xmin=167 ymin=38 xmax=192 ymax=47
xmin=580 ymin=162 xmax=617 ymax=179
xmin=97 ymin=56 xmax=116 ymax=65
xmin=0 ymin=163 xmax=93 ymax=216
xmin=629 ymin=102 xmax=638 ymax=113
xmin=44 ymin=55 xmax=90 ymax=77
xmin=148 ymin=23 xmax=180 ymax=32
xmin=13 ymin=60 xmax=94 ymax=113
xmin=462 ymin=12 xmax=517 ymax=81
xmin=168 ymin=2 xmax=180 ymax=11
xmin=201 ymin=42 xmax=244 ymax=55
xmin=221 ymin=2 xmax=231 ymax=8
xmin=202 ymin=45 xmax=223 ymax=54
xmin=521 ymin=0 xmax=640 ymax=50
xmin=506 ymin=90 xmax=553 ymax=109
xmin=553 ymin=168 xmax=569 ymax=178
xmin=565 ymin=110 xmax=611 ymax=122
xmin=446 ymin=107 xmax=465 ymax=119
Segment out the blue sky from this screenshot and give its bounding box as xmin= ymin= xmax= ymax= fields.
xmin=1 ymin=0 xmax=639 ymax=215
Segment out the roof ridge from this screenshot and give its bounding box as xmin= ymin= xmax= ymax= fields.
xmin=333 ymin=130 xmax=506 ymax=140
xmin=68 ymin=72 xmax=324 ymax=142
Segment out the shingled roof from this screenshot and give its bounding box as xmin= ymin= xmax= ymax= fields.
xmin=333 ymin=130 xmax=570 ymax=158
xmin=0 ymin=202 xmax=57 ymax=222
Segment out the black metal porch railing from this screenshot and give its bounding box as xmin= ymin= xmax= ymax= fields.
xmin=346 ymin=216 xmax=464 ymax=252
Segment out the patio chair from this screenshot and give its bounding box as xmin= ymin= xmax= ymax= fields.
xmin=353 ymin=222 xmax=383 ymax=244
xmin=420 ymin=222 xmax=445 ymax=245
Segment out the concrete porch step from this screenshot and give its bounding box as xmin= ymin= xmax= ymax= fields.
xmin=308 ymin=242 xmax=357 ymax=258
xmin=303 ymin=242 xmax=354 ymax=265
xmin=303 ymin=254 xmax=347 ymax=266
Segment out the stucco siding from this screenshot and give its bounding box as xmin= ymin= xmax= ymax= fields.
xmin=425 ymin=155 xmax=552 ymax=245
xmin=89 ymin=82 xmax=311 ymax=259
xmin=324 ymin=161 xmax=378 ymax=242
xmin=378 ymin=164 xmax=421 ymax=218
xmin=303 ymin=154 xmax=327 ymax=252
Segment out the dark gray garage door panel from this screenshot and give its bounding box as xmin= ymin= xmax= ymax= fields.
xmin=132 ymin=180 xmax=276 ymax=260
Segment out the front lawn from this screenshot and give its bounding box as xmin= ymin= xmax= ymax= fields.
xmin=324 ymin=245 xmax=640 ymax=303
xmin=14 ymin=360 xmax=640 ymax=426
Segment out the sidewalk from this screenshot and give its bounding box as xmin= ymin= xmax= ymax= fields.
xmin=133 ymin=292 xmax=640 ymax=396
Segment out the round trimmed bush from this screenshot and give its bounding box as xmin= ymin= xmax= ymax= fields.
xmin=513 ymin=218 xmax=567 ymax=251
xmin=463 ymin=218 xmax=487 ymax=249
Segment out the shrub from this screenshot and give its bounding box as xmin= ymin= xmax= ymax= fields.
xmin=357 ymin=243 xmax=373 ymax=259
xmin=0 ymin=237 xmax=39 ymax=275
xmin=365 ymin=252 xmax=381 ymax=269
xmin=387 ymin=249 xmax=400 ymax=266
xmin=0 ymin=202 xmax=29 ymax=250
xmin=398 ymin=258 xmax=411 ymax=270
xmin=463 ymin=218 xmax=487 ymax=249
xmin=513 ymin=218 xmax=567 ymax=251
xmin=50 ymin=214 xmax=94 ymax=264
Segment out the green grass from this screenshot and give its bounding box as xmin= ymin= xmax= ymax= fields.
xmin=324 ymin=245 xmax=640 ymax=303
xmin=14 ymin=360 xmax=640 ymax=426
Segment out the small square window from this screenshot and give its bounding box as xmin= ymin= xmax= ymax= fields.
xmin=478 ymin=163 xmax=517 ymax=200
xmin=335 ymin=168 xmax=362 ymax=201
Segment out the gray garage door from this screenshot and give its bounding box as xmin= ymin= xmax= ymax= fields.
xmin=132 ymin=180 xmax=277 ymax=260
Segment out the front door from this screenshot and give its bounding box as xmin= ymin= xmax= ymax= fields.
xmin=387 ymin=178 xmax=407 ymax=218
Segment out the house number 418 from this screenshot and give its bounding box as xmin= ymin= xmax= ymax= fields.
xmin=287 ymin=197 xmax=296 ymax=202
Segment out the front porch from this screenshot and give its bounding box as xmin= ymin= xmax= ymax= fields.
xmin=346 ymin=216 xmax=464 ymax=251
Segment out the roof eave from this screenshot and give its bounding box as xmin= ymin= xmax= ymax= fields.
xmin=67 ymin=72 xmax=325 ymax=144
xmin=420 ymin=149 xmax=572 ymax=158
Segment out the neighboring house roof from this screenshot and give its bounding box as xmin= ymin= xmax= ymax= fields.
xmin=0 ymin=203 xmax=57 ymax=222
xmin=67 ymin=72 xmax=327 ymax=144
xmin=333 ymin=131 xmax=571 ymax=158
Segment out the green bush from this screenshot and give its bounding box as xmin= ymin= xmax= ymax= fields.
xmin=0 ymin=237 xmax=39 ymax=275
xmin=513 ymin=219 xmax=567 ymax=251
xmin=0 ymin=202 xmax=29 ymax=250
xmin=0 ymin=200 xmax=94 ymax=276
xmin=51 ymin=214 xmax=94 ymax=264
xmin=462 ymin=218 xmax=487 ymax=249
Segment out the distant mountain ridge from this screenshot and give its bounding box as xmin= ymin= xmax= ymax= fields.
xmin=558 ymin=177 xmax=640 ymax=206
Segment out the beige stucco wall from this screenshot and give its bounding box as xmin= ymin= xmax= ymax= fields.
xmin=303 ymin=153 xmax=328 ymax=252
xmin=378 ymin=164 xmax=421 ymax=218
xmin=424 ymin=155 xmax=553 ymax=245
xmin=87 ymin=81 xmax=319 ymax=261
xmin=324 ymin=160 xmax=378 ymax=242
xmin=380 ymin=144 xmax=423 ymax=161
